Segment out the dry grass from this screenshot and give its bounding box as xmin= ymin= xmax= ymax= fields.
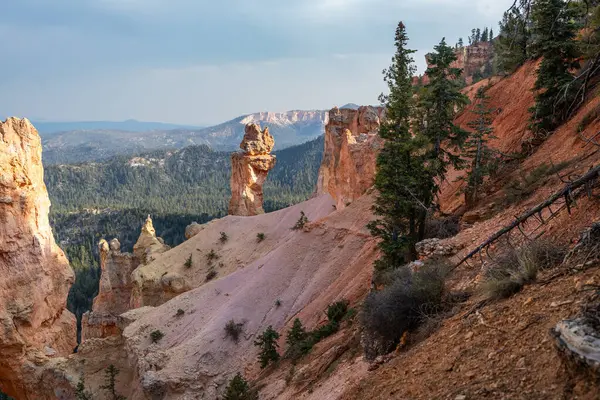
xmin=481 ymin=239 xmax=567 ymax=300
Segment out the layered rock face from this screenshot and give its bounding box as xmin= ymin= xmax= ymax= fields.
xmin=316 ymin=106 xmax=385 ymax=210
xmin=83 ymin=216 xmax=168 ymax=340
xmin=418 ymin=42 xmax=494 ymax=85
xmin=0 ymin=118 xmax=76 ymax=398
xmin=228 ymin=123 xmax=276 ymax=216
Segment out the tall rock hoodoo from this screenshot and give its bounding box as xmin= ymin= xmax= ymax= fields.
xmin=0 ymin=118 xmax=76 ymax=398
xmin=82 ymin=216 xmax=168 ymax=340
xmin=316 ymin=106 xmax=385 ymax=210
xmin=228 ymin=123 xmax=276 ymax=216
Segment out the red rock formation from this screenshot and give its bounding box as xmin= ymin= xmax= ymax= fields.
xmin=0 ymin=117 xmax=76 ymax=398
xmin=417 ymin=42 xmax=494 ymax=86
xmin=316 ymin=106 xmax=385 ymax=210
xmin=83 ymin=217 xmax=168 ymax=340
xmin=229 ymin=123 xmax=276 ymax=216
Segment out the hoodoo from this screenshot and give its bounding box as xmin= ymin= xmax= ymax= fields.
xmin=316 ymin=106 xmax=385 ymax=210
xmin=228 ymin=123 xmax=276 ymax=216
xmin=0 ymin=117 xmax=76 ymax=398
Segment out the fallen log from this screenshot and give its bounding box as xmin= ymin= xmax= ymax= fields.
xmin=454 ymin=164 xmax=600 ymax=269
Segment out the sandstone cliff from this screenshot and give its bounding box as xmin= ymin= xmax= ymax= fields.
xmin=316 ymin=106 xmax=385 ymax=210
xmin=0 ymin=117 xmax=76 ymax=398
xmin=229 ymin=123 xmax=276 ymax=216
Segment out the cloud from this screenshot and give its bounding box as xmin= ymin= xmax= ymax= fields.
xmin=0 ymin=0 xmax=514 ymax=123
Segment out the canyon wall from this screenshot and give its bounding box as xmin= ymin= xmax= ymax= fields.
xmin=0 ymin=117 xmax=76 ymax=398
xmin=229 ymin=123 xmax=276 ymax=216
xmin=316 ymin=106 xmax=385 ymax=210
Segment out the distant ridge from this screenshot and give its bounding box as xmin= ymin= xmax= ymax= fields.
xmin=33 ymin=120 xmax=203 ymax=135
xmin=340 ymin=103 xmax=361 ymax=110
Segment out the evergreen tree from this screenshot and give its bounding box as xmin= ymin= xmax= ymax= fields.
xmin=75 ymin=375 xmax=93 ymax=400
xmin=495 ymin=0 xmax=532 ymax=73
xmin=254 ymin=326 xmax=280 ymax=368
xmin=489 ymin=27 xmax=494 ymax=41
xmin=476 ymin=28 xmax=481 ymax=42
xmin=286 ymin=318 xmax=307 ymax=347
xmin=368 ymin=22 xmax=433 ymax=268
xmin=458 ymin=37 xmax=464 ymax=47
xmin=482 ymin=27 xmax=489 ymax=42
xmin=223 ymin=373 xmax=258 ymax=400
xmin=101 ymin=365 xmax=126 ymax=400
xmin=529 ymin=0 xmax=581 ymax=134
xmin=461 ymin=88 xmax=498 ymax=207
xmin=420 ymin=38 xmax=470 ymax=182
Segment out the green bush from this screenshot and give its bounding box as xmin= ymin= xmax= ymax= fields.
xmin=274 ymin=299 xmax=282 ymax=307
xmin=361 ymin=262 xmax=449 ymax=359
xmin=176 ymin=308 xmax=185 ymax=317
xmin=257 ymin=232 xmax=266 ymax=242
xmin=224 ymin=320 xmax=244 ymax=343
xmin=326 ymin=300 xmax=349 ymax=324
xmin=206 ymin=249 xmax=219 ymax=262
xmin=220 ymin=232 xmax=229 ymax=243
xmin=184 ymin=254 xmax=193 ymax=268
xmin=206 ymin=269 xmax=218 ymax=282
xmin=291 ymin=211 xmax=309 ymax=230
xmin=481 ymin=239 xmax=566 ymax=300
xmin=150 ymin=330 xmax=165 ymax=343
xmin=223 ymin=373 xmax=258 ymax=400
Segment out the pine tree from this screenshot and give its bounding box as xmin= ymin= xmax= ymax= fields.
xmin=461 ymin=89 xmax=498 ymax=207
xmin=481 ymin=27 xmax=489 ymax=42
xmin=223 ymin=373 xmax=258 ymax=400
xmin=254 ymin=326 xmax=280 ymax=368
xmin=420 ymin=38 xmax=470 ymax=182
xmin=75 ymin=375 xmax=93 ymax=400
xmin=101 ymin=365 xmax=126 ymax=400
xmin=368 ymin=22 xmax=434 ymax=268
xmin=458 ymin=37 xmax=464 ymax=48
xmin=529 ymin=0 xmax=581 ymax=134
xmin=476 ymin=28 xmax=481 ymax=42
xmin=489 ymin=27 xmax=494 ymax=41
xmin=495 ymin=0 xmax=532 ymax=73
xmin=286 ymin=318 xmax=307 ymax=347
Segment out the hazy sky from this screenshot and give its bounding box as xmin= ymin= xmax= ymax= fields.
xmin=0 ymin=0 xmax=513 ymax=125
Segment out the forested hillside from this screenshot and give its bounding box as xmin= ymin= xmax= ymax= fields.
xmin=46 ymin=136 xmax=323 ymax=332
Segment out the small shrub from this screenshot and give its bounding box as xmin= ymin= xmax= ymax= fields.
xmin=577 ymin=106 xmax=600 ymax=133
xmin=223 ymin=373 xmax=258 ymax=400
xmin=184 ymin=254 xmax=193 ymax=268
xmin=424 ymin=216 xmax=460 ymax=239
xmin=504 ymin=162 xmax=570 ymax=205
xmin=481 ymin=239 xmax=567 ymax=300
xmin=220 ymin=232 xmax=229 ymax=243
xmin=274 ymin=299 xmax=282 ymax=307
xmin=257 ymin=233 xmax=266 ymax=242
xmin=326 ymin=300 xmax=349 ymax=325
xmin=254 ymin=326 xmax=280 ymax=368
xmin=206 ymin=269 xmax=218 ymax=281
xmin=150 ymin=330 xmax=165 ymax=343
xmin=206 ymin=249 xmax=219 ymax=262
xmin=224 ymin=319 xmax=244 ymax=343
xmin=176 ymin=309 xmax=185 ymax=317
xmin=361 ymin=262 xmax=449 ymax=359
xmin=292 ymin=211 xmax=309 ymax=230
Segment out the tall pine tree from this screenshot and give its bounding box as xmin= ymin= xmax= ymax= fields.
xmin=495 ymin=0 xmax=532 ymax=73
xmin=529 ymin=0 xmax=581 ymax=134
xmin=461 ymin=88 xmax=498 ymax=207
xmin=420 ymin=38 xmax=470 ymax=182
xmin=368 ymin=22 xmax=434 ymax=269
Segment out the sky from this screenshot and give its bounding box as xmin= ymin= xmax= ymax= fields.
xmin=0 ymin=0 xmax=514 ymax=125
